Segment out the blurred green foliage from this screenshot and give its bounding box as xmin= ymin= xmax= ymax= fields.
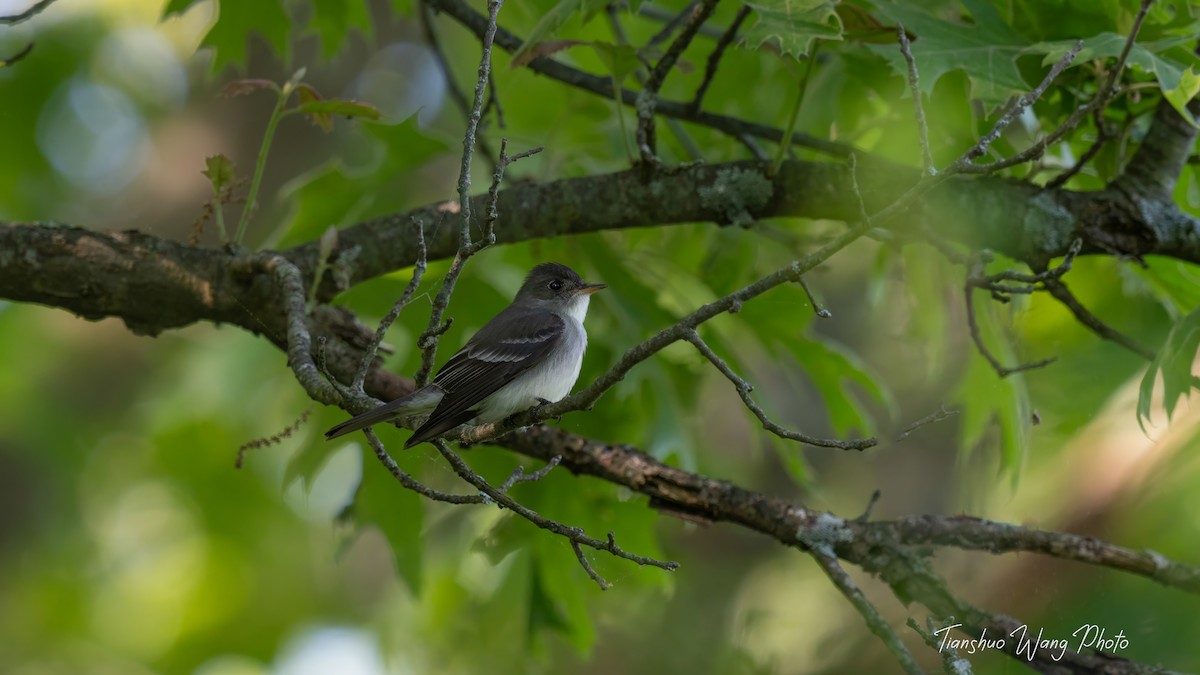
xmin=2 ymin=0 xmax=1199 ymax=673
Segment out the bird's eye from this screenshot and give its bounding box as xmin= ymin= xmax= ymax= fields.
xmin=548 ymin=280 xmax=564 ymax=291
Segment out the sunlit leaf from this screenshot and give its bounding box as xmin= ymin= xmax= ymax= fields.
xmin=1138 ymin=306 xmax=1200 ymax=430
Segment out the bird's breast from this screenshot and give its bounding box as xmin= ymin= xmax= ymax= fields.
xmin=475 ymin=317 xmax=587 ymax=421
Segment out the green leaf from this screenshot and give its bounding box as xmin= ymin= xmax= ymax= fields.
xmin=348 ymin=445 xmax=424 ymax=592
xmin=954 ymin=299 xmax=1031 ymax=476
xmin=589 ymin=41 xmax=640 ymax=85
xmin=510 ymin=0 xmax=610 ymax=68
xmin=309 ymin=0 xmax=373 ymax=59
xmin=277 ymin=116 xmax=448 ymax=246
xmin=202 ymin=154 xmax=235 ymax=193
xmin=1131 ymin=259 xmax=1200 ymax=318
xmin=781 ymin=335 xmax=895 ymax=437
xmin=1138 ymin=306 xmax=1200 ymax=431
xmin=1031 ymin=34 xmax=1200 ymax=125
xmin=869 ymin=0 xmax=1029 ymax=105
xmin=202 ymin=0 xmax=292 ymax=73
xmin=742 ymin=0 xmax=843 ymax=58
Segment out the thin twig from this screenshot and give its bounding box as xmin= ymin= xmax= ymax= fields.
xmin=354 ymin=221 xmax=427 ymax=391
xmin=951 ymin=40 xmax=1084 ymax=172
xmin=606 ymin=4 xmax=706 ymax=162
xmin=960 ymin=0 xmax=1152 ymax=174
xmin=684 ymin=328 xmax=868 ymax=449
xmin=485 ymin=68 xmax=506 ymax=129
xmin=809 ymin=552 xmax=924 ymax=675
xmin=894 ymin=404 xmax=958 ymax=442
xmin=688 ymin=5 xmax=751 ymax=112
xmin=1042 ymin=277 xmax=1154 ymax=360
xmin=907 ymin=618 xmax=974 ymax=675
xmin=896 ymin=23 xmax=933 ymax=175
xmin=1044 ymin=107 xmax=1115 ymax=190
xmin=797 ymin=277 xmax=831 ymax=318
xmin=414 ymin=0 xmax=504 ymax=386
xmin=636 ymin=0 xmax=720 ymax=162
xmin=0 ymin=42 xmax=34 ymax=67
xmin=854 ymin=489 xmax=882 ymax=523
xmin=645 ymin=0 xmax=699 ymax=48
xmin=572 ymin=541 xmax=610 ymax=589
xmin=364 ymin=430 xmax=486 ymax=503
xmin=0 ymin=0 xmax=56 ymax=24
xmin=964 ymin=278 xmax=1057 ymax=377
xmin=419 ymin=0 xmax=497 ymax=170
xmin=434 ymin=440 xmax=678 ymax=589
xmin=637 ymin=1 xmax=726 ymax=40
xmin=498 ymin=455 xmax=562 ymax=494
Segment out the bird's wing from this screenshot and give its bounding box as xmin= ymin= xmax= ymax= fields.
xmin=406 ymin=308 xmax=565 ymax=446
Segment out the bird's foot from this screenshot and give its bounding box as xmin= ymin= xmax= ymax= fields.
xmin=531 ymin=397 xmax=560 ymax=422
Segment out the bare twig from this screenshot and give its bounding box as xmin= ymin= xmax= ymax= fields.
xmin=797 ymin=277 xmax=831 ymax=318
xmin=484 ymin=68 xmax=506 ymax=129
xmin=434 ymin=440 xmax=678 ymax=589
xmin=854 ymin=489 xmax=882 ymax=523
xmin=1042 ymin=277 xmax=1155 ymax=360
xmin=498 ymin=455 xmax=562 ymax=494
xmin=896 ymin=23 xmax=933 ymax=175
xmin=645 ymin=0 xmax=699 ymax=48
xmin=688 ymin=5 xmax=751 ymax=113
xmin=951 ymin=40 xmax=1084 ymax=172
xmin=894 ymin=404 xmax=958 ymax=442
xmin=685 ymin=329 xmax=867 ymax=449
xmin=1044 ymin=107 xmax=1115 ymax=190
xmin=572 ymin=540 xmax=610 ymax=589
xmin=809 ymin=552 xmax=924 ymax=675
xmin=364 ymin=430 xmax=486 ymax=504
xmin=1 ymin=42 xmax=34 ymax=67
xmin=907 ymin=618 xmax=974 ymax=675
xmin=637 ymin=2 xmax=726 ymax=40
xmin=606 ymin=5 xmax=706 ymax=162
xmin=354 ymin=220 xmax=427 ymax=391
xmin=418 ymin=0 xmax=497 ymax=170
xmin=964 ymin=279 xmax=1057 ymax=377
xmin=960 ymin=0 xmax=1152 ymax=174
xmin=414 ymin=0 xmax=504 ymax=386
xmin=1 ymin=0 xmax=56 ymax=24
xmin=636 ymin=0 xmax=721 ymax=162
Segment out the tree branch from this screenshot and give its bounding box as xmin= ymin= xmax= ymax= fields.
xmin=425 ymin=0 xmax=854 ymax=159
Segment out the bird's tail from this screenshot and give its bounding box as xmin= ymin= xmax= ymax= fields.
xmin=324 ymin=386 xmax=442 ymax=440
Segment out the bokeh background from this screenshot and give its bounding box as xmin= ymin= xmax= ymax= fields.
xmin=2 ymin=0 xmax=1199 ymax=673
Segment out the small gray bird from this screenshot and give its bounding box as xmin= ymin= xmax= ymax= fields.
xmin=325 ymin=262 xmax=606 ymax=447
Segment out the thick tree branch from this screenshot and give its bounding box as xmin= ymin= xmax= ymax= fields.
xmin=5 ymin=154 xmax=1199 ymax=343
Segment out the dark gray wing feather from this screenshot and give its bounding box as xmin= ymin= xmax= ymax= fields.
xmin=405 ymin=307 xmax=564 ymax=447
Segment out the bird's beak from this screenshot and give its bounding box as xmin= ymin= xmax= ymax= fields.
xmin=578 ymin=283 xmax=607 ymax=296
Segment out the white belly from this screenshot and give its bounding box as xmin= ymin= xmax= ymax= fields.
xmin=474 ymin=315 xmax=587 ymax=422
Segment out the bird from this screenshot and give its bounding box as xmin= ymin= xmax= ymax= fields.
xmin=325 ymin=262 xmax=606 ymax=447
